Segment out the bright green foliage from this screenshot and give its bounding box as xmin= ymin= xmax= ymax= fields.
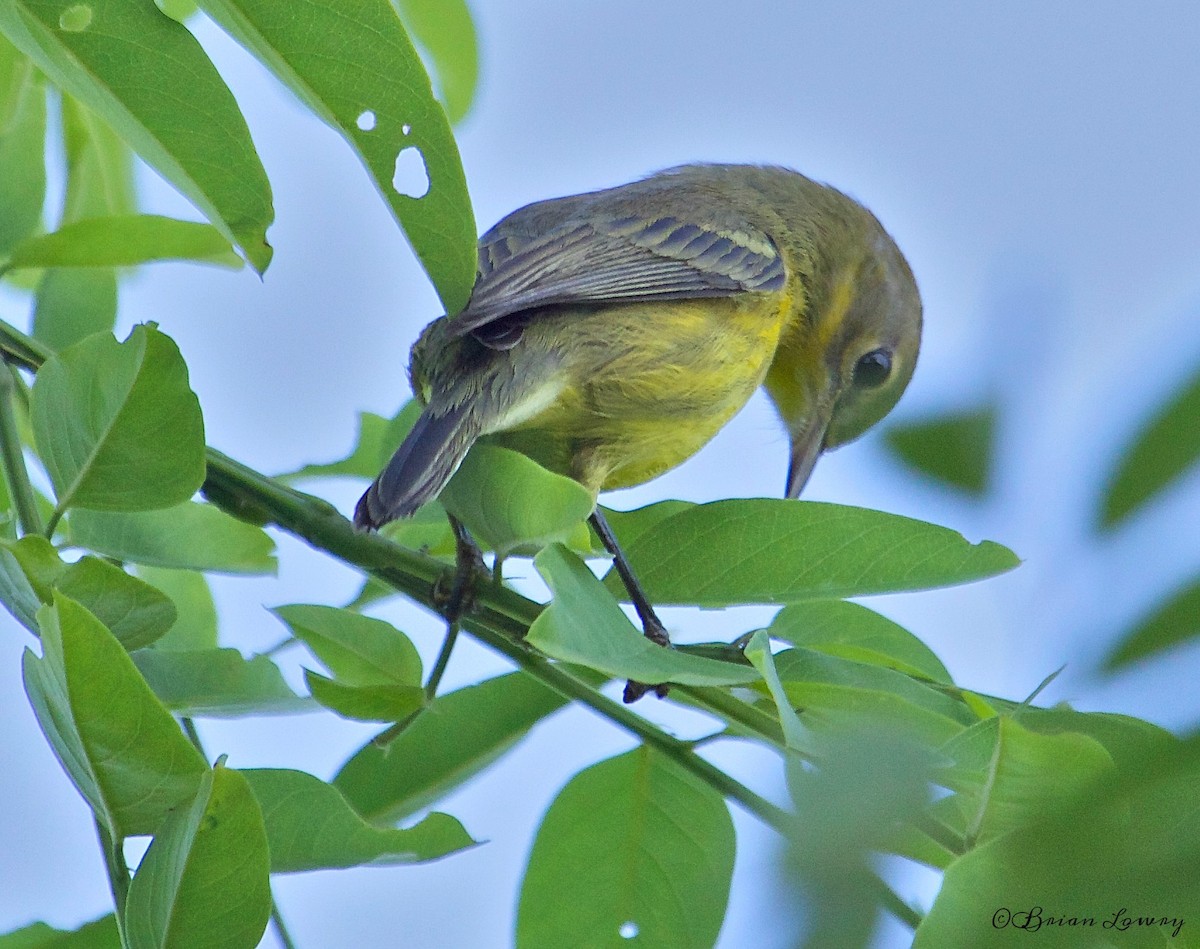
xmin=334 ymin=671 xmax=588 ymax=823
xmin=69 ymin=503 xmax=276 ymax=573
xmin=0 ymin=916 xmax=119 ymax=947
xmin=124 ymin=765 xmax=271 ymax=949
xmin=274 ymin=603 xmax=425 ymax=721
xmin=31 ymin=326 xmax=205 ymax=515
xmin=197 ymin=0 xmax=476 ymax=311
xmin=884 ymin=406 xmax=995 ymax=496
xmin=604 ymin=498 xmax=1019 ymax=605
xmin=33 ymin=269 xmax=118 ymax=353
xmin=0 ymin=0 xmax=273 ymax=272
xmin=1105 ymin=574 xmax=1200 ymax=669
xmin=744 ymin=630 xmax=811 ymax=754
xmin=132 ymin=649 xmax=311 ymax=717
xmin=440 ymin=443 xmax=596 ymax=555
xmin=23 ymin=593 xmax=207 ymax=837
xmin=6 ymin=215 xmax=242 ymax=272
xmin=393 ymin=0 xmax=479 ymax=124
xmin=135 ymin=567 xmax=218 ymax=651
xmin=517 ymin=747 xmax=735 ymax=949
xmin=1100 ymin=360 xmax=1200 ymax=528
xmin=0 ymin=37 xmax=45 ymax=255
xmin=528 ymin=544 xmax=759 ymax=687
xmin=766 ymin=599 xmax=952 ymax=682
xmin=241 ymin=768 xmax=476 ymax=871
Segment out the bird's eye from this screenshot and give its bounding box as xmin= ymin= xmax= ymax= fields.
xmin=853 ymin=349 xmax=893 ymax=388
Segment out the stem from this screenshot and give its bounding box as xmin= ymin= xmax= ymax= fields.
xmin=425 ymin=620 xmax=460 ymax=700
xmin=0 ymin=359 xmax=43 ymax=535
xmin=95 ymin=819 xmax=130 ymax=948
xmin=270 ymin=901 xmax=299 ymax=949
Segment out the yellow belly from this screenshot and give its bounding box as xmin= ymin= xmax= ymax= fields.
xmin=490 ymin=294 xmax=790 ymax=493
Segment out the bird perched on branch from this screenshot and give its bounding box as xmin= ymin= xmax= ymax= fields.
xmin=355 ymin=163 xmax=922 ymax=699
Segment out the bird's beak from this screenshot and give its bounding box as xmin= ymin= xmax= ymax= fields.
xmin=785 ymin=409 xmax=831 ymax=499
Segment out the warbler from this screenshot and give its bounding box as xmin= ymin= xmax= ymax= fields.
xmin=357 ymin=162 xmax=920 ymax=522
xmin=355 ymin=163 xmax=921 ymax=695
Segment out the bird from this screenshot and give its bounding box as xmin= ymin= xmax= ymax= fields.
xmin=355 ymin=163 xmax=921 ymax=698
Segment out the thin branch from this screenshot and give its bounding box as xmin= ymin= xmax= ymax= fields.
xmin=0 ymin=359 xmax=44 ymax=535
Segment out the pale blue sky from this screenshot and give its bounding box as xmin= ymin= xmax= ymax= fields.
xmin=2 ymin=2 xmax=1199 ymax=946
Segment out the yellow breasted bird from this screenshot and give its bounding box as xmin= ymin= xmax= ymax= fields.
xmin=355 ymin=163 xmax=921 ymax=697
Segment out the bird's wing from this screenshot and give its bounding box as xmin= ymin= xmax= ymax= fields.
xmin=450 ymin=202 xmax=786 ymax=339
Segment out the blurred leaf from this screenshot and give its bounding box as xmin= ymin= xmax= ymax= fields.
xmin=392 ymin=0 xmax=478 ymax=124
xmin=767 ymin=599 xmax=952 ymax=683
xmin=242 ymin=768 xmax=476 ymax=871
xmin=936 ymin=716 xmax=1114 ymax=844
xmin=0 ymin=916 xmax=119 ymax=948
xmin=303 ymin=669 xmax=424 ymax=722
xmin=0 ymin=541 xmax=42 ymax=633
xmin=440 ymin=444 xmax=595 ymax=556
xmin=915 ymin=734 xmax=1200 ymax=948
xmin=135 ymin=567 xmax=217 ymax=651
xmin=1104 ymin=574 xmax=1200 ymax=670
xmin=517 ymin=747 xmax=735 ymax=949
xmin=196 ymin=0 xmax=475 ymax=311
xmin=33 ymin=269 xmax=118 ymax=353
xmin=0 ymin=39 xmax=45 ymax=256
xmin=23 ymin=593 xmax=206 ymax=837
xmin=785 ymin=728 xmax=935 ymax=949
xmin=744 ymin=630 xmax=811 ymax=754
xmin=528 ymin=544 xmax=759 ymax=688
xmin=69 ymin=503 xmax=276 ymax=574
xmin=154 ymin=0 xmax=198 ymax=24
xmin=772 ymin=648 xmax=974 ymax=748
xmin=0 ymin=0 xmax=273 ymax=271
xmin=1100 ymin=360 xmax=1200 ymax=529
xmin=31 ymin=326 xmax=205 ymax=514
xmin=334 ymin=671 xmax=585 ymax=823
xmin=278 ymin=411 xmax=390 ymax=482
xmin=380 ymin=500 xmax=456 ymax=557
xmin=273 ymin=604 xmax=422 ymax=686
xmin=884 ymin=406 xmax=995 ymax=496
xmin=605 ymin=499 xmax=1019 ymax=606
xmin=6 ymin=215 xmax=241 ymax=271
xmin=125 ymin=765 xmax=271 ymax=949
xmin=133 ymin=648 xmax=312 ymax=717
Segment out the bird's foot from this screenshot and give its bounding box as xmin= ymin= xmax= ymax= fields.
xmin=433 ymin=526 xmax=489 ymax=623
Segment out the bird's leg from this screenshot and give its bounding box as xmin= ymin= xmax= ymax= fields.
xmin=433 ymin=513 xmax=489 ymax=622
xmin=589 ymin=509 xmax=670 ymax=702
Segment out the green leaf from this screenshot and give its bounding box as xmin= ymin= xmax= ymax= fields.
xmin=135 ymin=567 xmax=217 ymax=651
xmin=0 ymin=541 xmax=42 ymax=633
xmin=0 ymin=916 xmax=119 ymax=948
xmin=744 ymin=630 xmax=811 ymax=754
xmin=915 ymin=735 xmax=1200 ymax=948
xmin=380 ymin=500 xmax=456 ymax=558
xmin=6 ymin=215 xmax=241 ymax=271
xmin=59 ymin=94 xmax=135 ymax=220
xmin=772 ymin=648 xmax=974 ymax=748
xmin=0 ymin=39 xmax=45 ymax=256
xmin=133 ymin=648 xmax=312 ymax=717
xmin=604 ymin=499 xmax=1020 ymax=606
xmin=0 ymin=0 xmax=273 ymax=271
xmin=273 ymin=604 xmax=422 ymax=686
xmin=279 ymin=410 xmax=390 ymax=482
xmin=125 ymin=765 xmax=271 ymax=949
xmin=1104 ymin=574 xmax=1200 ymax=670
xmin=303 ymin=669 xmax=424 ymax=722
xmin=69 ymin=503 xmax=276 ymax=574
xmin=528 ymin=544 xmax=759 ymax=688
xmin=196 ymin=0 xmax=474 ymax=311
xmin=33 ymin=268 xmax=118 ymax=353
xmin=23 ymin=592 xmax=206 ymax=837
xmin=31 ymin=325 xmax=205 ymax=514
xmin=393 ymin=0 xmax=478 ymax=124
xmin=936 ymin=716 xmax=1115 ymax=844
xmin=242 ymin=768 xmax=475 ymax=871
xmin=766 ymin=599 xmax=952 ymax=683
xmin=440 ymin=443 xmax=596 ymax=556
xmin=884 ymin=406 xmax=996 ymax=496
xmin=334 ymin=671 xmax=582 ymax=823
xmin=599 ymin=500 xmax=696 ymax=550
xmin=517 ymin=747 xmax=735 ymax=949
xmin=1100 ymin=360 xmax=1200 ymax=529
xmin=55 ymin=556 xmax=176 ymax=650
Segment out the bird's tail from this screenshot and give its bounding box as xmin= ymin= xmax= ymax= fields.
xmin=354 ymin=403 xmax=480 ymax=530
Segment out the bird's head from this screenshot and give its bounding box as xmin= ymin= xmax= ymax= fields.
xmin=765 ymin=224 xmax=921 ymax=497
